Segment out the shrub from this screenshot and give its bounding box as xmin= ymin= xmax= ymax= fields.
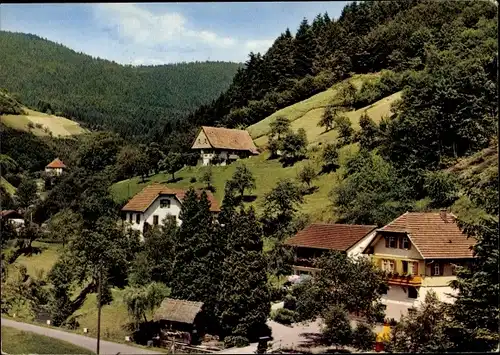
xmin=190 ymin=176 xmax=197 ymax=183
xmin=352 ymin=322 xmax=376 ymax=351
xmin=224 ymin=335 xmax=250 ymax=348
xmin=271 ymin=308 xmax=298 ymax=326
xmin=283 ymin=294 xmax=297 ymax=311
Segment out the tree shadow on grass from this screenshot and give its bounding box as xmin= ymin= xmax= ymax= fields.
xmin=242 ymin=195 xmax=257 ymax=203
xmin=298 ymin=332 xmax=325 ymax=349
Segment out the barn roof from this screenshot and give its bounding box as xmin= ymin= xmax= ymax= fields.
xmin=192 ymin=126 xmax=258 ymax=154
xmin=121 ymin=183 xmax=220 ymax=213
xmin=46 ymin=158 xmax=66 ymax=169
xmin=0 ymin=210 xmax=23 ymax=219
xmin=153 ymin=298 xmax=204 ymax=324
xmin=285 ymin=223 xmax=377 ymax=251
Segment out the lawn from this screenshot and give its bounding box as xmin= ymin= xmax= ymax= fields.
xmin=1 ymin=108 xmax=87 ymax=137
xmin=72 ymin=288 xmax=133 ymax=342
xmin=13 ymin=241 xmax=63 ymax=278
xmin=112 ymin=144 xmax=359 ymax=222
xmin=1 ymin=326 xmax=94 ymax=354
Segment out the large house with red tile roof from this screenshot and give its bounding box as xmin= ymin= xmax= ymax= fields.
xmin=121 ymin=184 xmax=220 ymax=239
xmin=284 ymin=223 xmax=378 ymax=276
xmin=45 ymin=158 xmax=67 ymax=176
xmin=191 ymin=126 xmax=259 ymax=166
xmin=362 ymin=210 xmax=475 ymax=321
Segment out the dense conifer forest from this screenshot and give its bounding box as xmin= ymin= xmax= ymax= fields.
xmin=0 ymin=31 xmax=241 ymax=140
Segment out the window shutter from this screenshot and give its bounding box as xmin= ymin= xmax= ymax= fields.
xmin=385 ymin=236 xmax=389 ymax=248
xmin=398 ymin=236 xmax=403 ymax=249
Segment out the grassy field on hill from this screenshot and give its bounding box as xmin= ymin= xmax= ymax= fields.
xmin=1 ymin=108 xmax=87 ymax=137
xmin=112 ymin=144 xmax=359 ymax=222
xmin=247 ymin=73 xmax=381 ymax=142
xmin=1 ymin=326 xmax=94 ymax=354
xmin=1 ymin=176 xmax=16 ymax=196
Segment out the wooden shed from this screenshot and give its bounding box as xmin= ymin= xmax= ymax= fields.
xmin=153 ymin=298 xmax=204 ymax=345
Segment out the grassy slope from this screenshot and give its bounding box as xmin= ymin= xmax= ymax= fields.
xmin=112 ymin=73 xmax=401 ymax=221
xmin=1 ymin=326 xmax=94 ymax=354
xmin=247 ymin=73 xmax=380 ymax=144
xmin=1 ymin=176 xmax=16 ymax=196
xmin=1 ymin=108 xmax=87 ymax=137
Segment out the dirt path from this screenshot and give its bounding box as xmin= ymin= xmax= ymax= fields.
xmin=1 ymin=318 xmax=162 ymax=354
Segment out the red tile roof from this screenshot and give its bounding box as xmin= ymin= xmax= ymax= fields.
xmin=46 ymin=158 xmax=66 ymax=169
xmin=0 ymin=210 xmax=23 ymax=219
xmin=194 ymin=126 xmax=259 ymax=154
xmin=377 ymin=211 xmax=475 ymax=259
xmin=285 ymin=223 xmax=377 ymax=251
xmin=122 ymin=183 xmax=220 ymax=213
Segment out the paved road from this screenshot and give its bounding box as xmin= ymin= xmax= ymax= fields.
xmin=1 ymin=318 xmax=163 ymax=355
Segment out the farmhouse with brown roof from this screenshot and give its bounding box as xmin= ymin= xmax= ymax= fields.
xmin=285 ymin=223 xmax=377 ymax=276
xmin=362 ymin=210 xmax=475 ymax=321
xmin=121 ymin=183 xmax=220 ymax=238
xmin=191 ymin=126 xmax=259 ymax=166
xmin=45 ymin=158 xmax=67 ymax=176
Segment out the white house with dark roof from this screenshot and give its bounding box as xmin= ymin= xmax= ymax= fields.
xmin=121 ymin=183 xmax=220 ymax=239
xmin=362 ymin=210 xmax=475 ymax=321
xmin=191 ymin=126 xmax=259 ymax=166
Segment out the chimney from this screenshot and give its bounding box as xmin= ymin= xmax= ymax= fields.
xmin=440 ymin=209 xmax=448 ymax=223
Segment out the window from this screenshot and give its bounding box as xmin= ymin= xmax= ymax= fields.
xmin=128 ymin=213 xmax=133 ymax=223
xmin=412 ymin=262 xmax=418 ymax=275
xmin=153 ymin=215 xmax=159 ymax=225
xmin=408 ymin=287 xmax=418 ymax=299
xmin=383 ymin=259 xmax=395 ymax=272
xmin=402 ymin=261 xmax=408 ymax=274
xmin=388 ymin=236 xmax=397 ymax=248
xmin=136 ymin=214 xmax=141 ymax=224
xmin=433 ymin=263 xmax=441 ymax=276
xmin=402 ymin=236 xmax=410 ymax=249
xmin=160 ymin=199 xmax=171 ymax=208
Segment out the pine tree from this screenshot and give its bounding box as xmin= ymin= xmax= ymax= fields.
xmin=171 ymin=188 xmax=222 ymax=333
xmin=217 ymin=206 xmax=270 ymax=342
xmin=293 ymin=18 xmax=314 ymax=77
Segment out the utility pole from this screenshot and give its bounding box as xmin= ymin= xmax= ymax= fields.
xmin=96 ymin=261 xmax=103 ymax=355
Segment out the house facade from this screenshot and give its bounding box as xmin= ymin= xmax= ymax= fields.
xmin=0 ymin=210 xmax=25 ymax=228
xmin=191 ymin=126 xmax=259 ymax=166
xmin=284 ymin=223 xmax=378 ymax=276
xmin=121 ymin=184 xmax=220 ymax=239
xmin=45 ymin=158 xmax=67 ymax=176
xmin=362 ymin=211 xmax=475 ymax=321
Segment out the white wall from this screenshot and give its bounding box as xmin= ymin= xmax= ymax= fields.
xmin=200 ymin=149 xmax=230 ymax=166
xmin=383 ymin=284 xmax=459 ymax=321
xmin=45 ymin=167 xmax=63 ymax=176
xmin=347 ymin=230 xmax=376 ymax=259
xmin=125 ymin=195 xmax=182 ymax=241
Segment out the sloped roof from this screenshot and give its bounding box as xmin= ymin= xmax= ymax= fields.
xmin=46 ymin=158 xmax=66 ymax=169
xmin=121 ymin=183 xmax=220 ymax=212
xmin=153 ymin=298 xmax=203 ymax=324
xmin=285 ymin=223 xmax=377 ymax=251
xmin=193 ymin=126 xmax=258 ymax=154
xmin=0 ymin=210 xmax=23 ymax=219
xmin=376 ymin=211 xmax=475 ymax=259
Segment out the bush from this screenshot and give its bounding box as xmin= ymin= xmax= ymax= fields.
xmin=271 ymin=308 xmax=298 ymax=326
xmin=283 ymin=294 xmax=297 ymax=311
xmin=352 ymin=322 xmax=376 ymax=351
xmin=269 ymin=285 xmax=287 ymax=302
xmin=224 ymin=335 xmax=250 ymax=348
xmin=190 ymin=176 xmax=197 ymax=183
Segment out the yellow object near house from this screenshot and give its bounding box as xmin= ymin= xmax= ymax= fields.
xmin=376 ymin=324 xmax=391 ymax=343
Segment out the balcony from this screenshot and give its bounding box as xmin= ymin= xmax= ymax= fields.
xmin=294 ymin=257 xmax=316 ymax=268
xmin=387 ymin=273 xmax=422 ymax=286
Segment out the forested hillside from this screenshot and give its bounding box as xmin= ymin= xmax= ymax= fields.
xmin=0 ymin=31 xmax=241 ymax=140
xmin=164 ymin=0 xmax=497 ymax=152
